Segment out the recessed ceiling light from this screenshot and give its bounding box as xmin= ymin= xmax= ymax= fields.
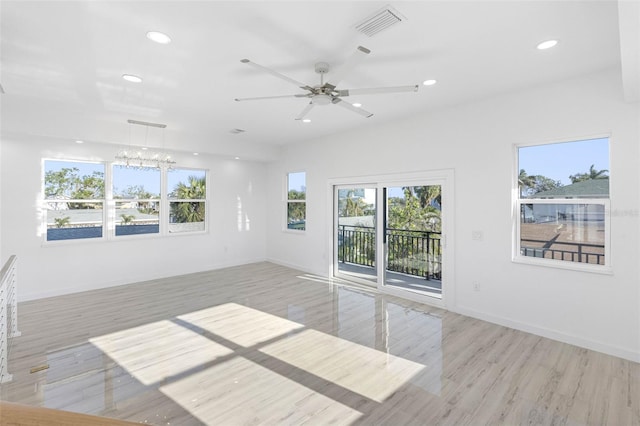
xmin=422 ymin=79 xmax=437 ymax=86
xmin=141 ymin=147 xmax=148 ymax=150
xmin=146 ymin=31 xmax=171 ymax=44
xmin=122 ymin=74 xmax=143 ymax=83
xmin=353 ymin=103 xmax=362 ymax=108
xmin=193 ymin=152 xmax=199 ymax=156
xmin=536 ymin=39 xmax=558 ymax=50
xmin=302 ymin=119 xmax=311 ymax=123
xmin=234 ymin=156 xmax=240 ymax=160
xmin=75 ymin=140 xmax=84 ymax=144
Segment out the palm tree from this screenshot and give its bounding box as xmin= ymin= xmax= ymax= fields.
xmin=569 ymin=164 xmax=609 ymax=183
xmin=170 ymin=176 xmax=206 ymax=223
xmin=54 ymin=216 xmax=71 ymax=228
xmin=518 ymin=169 xmax=536 ymax=197
xmin=120 ymin=214 xmax=135 ymax=225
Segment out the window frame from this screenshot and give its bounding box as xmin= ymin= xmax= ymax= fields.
xmin=512 ymin=136 xmax=612 ymax=274
xmin=112 ymin=164 xmax=162 ymax=239
xmin=285 ymin=171 xmax=306 ymax=233
xmin=42 ymin=159 xmax=209 ymax=244
xmin=167 ymin=167 xmax=209 ymax=234
xmin=43 ymin=159 xmax=107 ymax=243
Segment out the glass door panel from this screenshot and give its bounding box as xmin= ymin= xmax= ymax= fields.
xmin=384 ymin=185 xmax=442 ymax=297
xmin=335 ymin=187 xmax=377 ymax=284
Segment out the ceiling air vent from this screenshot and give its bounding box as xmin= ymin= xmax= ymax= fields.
xmin=230 ymin=128 xmax=246 ymax=134
xmin=355 ymin=5 xmax=405 ymax=37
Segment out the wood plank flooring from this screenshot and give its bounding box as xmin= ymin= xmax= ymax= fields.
xmin=1 ymin=262 xmax=639 ymax=425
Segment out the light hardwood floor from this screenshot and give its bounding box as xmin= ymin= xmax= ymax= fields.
xmin=1 ymin=262 xmax=639 ymax=425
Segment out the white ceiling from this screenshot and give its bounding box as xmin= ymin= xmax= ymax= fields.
xmin=1 ymin=1 xmax=635 ymax=161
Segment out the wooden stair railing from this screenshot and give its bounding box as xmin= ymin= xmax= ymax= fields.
xmin=0 ymin=401 xmax=140 ymax=425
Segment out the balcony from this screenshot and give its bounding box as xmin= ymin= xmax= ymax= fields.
xmin=337 ymin=225 xmax=442 ymax=294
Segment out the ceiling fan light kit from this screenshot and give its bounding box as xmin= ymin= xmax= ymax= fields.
xmin=236 ymin=46 xmax=419 ymax=121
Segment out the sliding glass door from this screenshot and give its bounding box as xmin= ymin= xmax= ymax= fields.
xmin=333 ymin=178 xmax=448 ymax=302
xmin=335 ymin=187 xmax=377 ymax=284
xmin=383 ymin=185 xmax=442 ymax=296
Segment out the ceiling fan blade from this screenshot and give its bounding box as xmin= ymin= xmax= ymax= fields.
xmin=336 ymin=85 xmax=419 ymax=97
xmin=323 ymin=46 xmax=371 ymax=90
xmin=294 ymin=101 xmax=315 ymax=120
xmin=240 ymin=59 xmax=314 ymax=91
xmin=332 ymin=98 xmax=373 ymax=118
xmin=235 ymin=94 xmax=309 ymax=102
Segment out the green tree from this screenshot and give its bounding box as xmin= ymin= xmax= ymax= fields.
xmin=405 ymin=186 xmax=441 ymax=208
xmin=519 ymin=169 xmax=561 ymax=197
xmin=120 ymin=214 xmax=135 ymax=225
xmin=170 ymin=176 xmax=206 ymax=223
xmin=569 ymin=164 xmax=609 ymax=183
xmin=54 ymin=216 xmax=71 ymax=228
xmin=287 ymin=189 xmax=306 ymax=224
xmin=116 ymin=185 xmax=155 ymax=200
xmin=518 ymin=169 xmax=537 ymax=197
xmin=45 ymin=167 xmax=104 ymax=209
xmin=340 ymin=192 xmax=369 ymax=217
xmin=388 ymin=188 xmax=441 ymax=232
xmin=45 ymin=168 xmax=78 ymax=198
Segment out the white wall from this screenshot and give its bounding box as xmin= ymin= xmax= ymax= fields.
xmin=266 ymin=67 xmax=640 ymax=362
xmin=1 ymin=137 xmax=267 ymax=301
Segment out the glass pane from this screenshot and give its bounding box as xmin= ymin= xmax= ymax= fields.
xmin=113 ymin=166 xmax=160 ymax=199
xmin=336 ymin=187 xmax=376 ymax=283
xmin=385 ymin=186 xmax=442 ymax=296
xmin=44 ymin=160 xmax=104 ymax=199
xmin=518 ymin=138 xmax=609 ymax=199
xmin=288 ymin=172 xmax=306 ymax=200
xmin=287 ymin=202 xmax=306 ymax=230
xmin=168 ymin=169 xmax=206 ymax=199
xmin=169 ymin=201 xmax=205 ymax=232
xmin=520 ymin=203 xmax=605 ymax=265
xmin=46 ymin=201 xmax=103 ymax=241
xmin=115 ymin=201 xmax=160 ymax=236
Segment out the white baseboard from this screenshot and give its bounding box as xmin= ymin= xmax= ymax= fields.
xmin=453 ymin=304 xmax=640 ymax=363
xmin=18 ymin=257 xmax=268 ymax=302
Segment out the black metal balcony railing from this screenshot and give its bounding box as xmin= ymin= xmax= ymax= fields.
xmin=338 ymin=225 xmax=442 ymax=281
xmin=520 ymin=238 xmax=605 ymax=265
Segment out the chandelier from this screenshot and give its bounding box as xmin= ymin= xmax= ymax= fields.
xmin=116 ymin=119 xmax=176 ymax=169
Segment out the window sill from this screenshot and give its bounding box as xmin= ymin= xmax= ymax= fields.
xmin=512 ymin=255 xmax=613 ymax=275
xmin=282 ymin=229 xmax=306 ymax=235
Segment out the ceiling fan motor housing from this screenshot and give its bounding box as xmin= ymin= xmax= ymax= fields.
xmin=312 ymin=93 xmax=332 ymax=106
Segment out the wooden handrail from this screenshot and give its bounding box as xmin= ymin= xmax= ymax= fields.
xmin=0 ymin=401 xmax=140 ymax=425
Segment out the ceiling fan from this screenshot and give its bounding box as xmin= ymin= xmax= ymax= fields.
xmin=235 ymin=46 xmax=419 ymax=120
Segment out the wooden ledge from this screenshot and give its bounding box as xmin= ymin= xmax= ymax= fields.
xmin=0 ymin=401 xmax=139 ymax=425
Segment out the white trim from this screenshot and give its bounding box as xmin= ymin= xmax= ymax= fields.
xmin=454 ymin=304 xmax=640 ymax=363
xmin=284 ymin=171 xmax=307 ymax=232
xmin=326 ymin=168 xmax=455 ymax=310
xmin=42 ymin=161 xmax=209 ymax=244
xmin=513 ymin=136 xmax=611 ymax=273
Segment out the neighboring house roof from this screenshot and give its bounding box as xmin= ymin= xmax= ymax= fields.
xmin=530 ymin=178 xmax=609 ymax=198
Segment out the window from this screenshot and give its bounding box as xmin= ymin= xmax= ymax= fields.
xmin=43 ymin=160 xmax=207 ymax=242
xmin=113 ymin=166 xmax=160 ymax=236
xmin=515 ymin=137 xmax=610 ymax=269
xmin=168 ymin=169 xmax=207 ymax=233
xmin=44 ymin=160 xmax=105 ymax=241
xmin=287 ymin=172 xmax=306 ymax=231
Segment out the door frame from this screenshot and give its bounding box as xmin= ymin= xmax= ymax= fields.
xmin=327 ymin=169 xmax=455 ymax=309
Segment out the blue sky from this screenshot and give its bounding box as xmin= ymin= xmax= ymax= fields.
xmin=44 ymin=160 xmax=205 ymax=195
xmin=288 ymin=172 xmax=306 ymax=192
xmin=518 ymin=137 xmax=609 ymax=185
